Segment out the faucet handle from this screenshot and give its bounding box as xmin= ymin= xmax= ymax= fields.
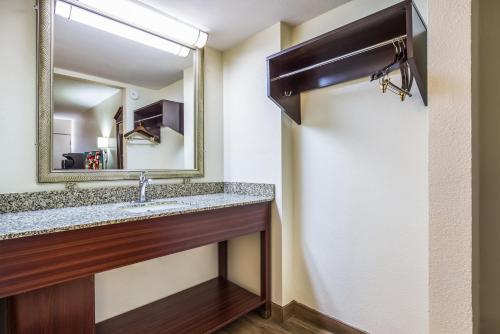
xmin=139 ymin=171 xmax=146 ymax=182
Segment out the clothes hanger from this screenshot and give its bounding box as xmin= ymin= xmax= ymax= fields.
xmin=370 ymin=39 xmax=401 ymax=82
xmin=399 ymin=39 xmax=410 ymax=92
xmin=371 ymin=37 xmax=414 ymax=101
xmin=124 ymin=122 xmax=160 ymax=143
xmin=399 ymin=38 xmax=415 ymax=97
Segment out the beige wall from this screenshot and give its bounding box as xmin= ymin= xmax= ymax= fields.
xmin=90 ymin=91 xmax=122 ymax=169
xmin=53 ymin=72 xmax=188 ymax=171
xmin=54 ymin=108 xmax=99 ymax=155
xmin=0 ymin=0 xmax=224 ymax=323
xmin=53 ymin=88 xmax=122 ymax=170
xmin=125 ymin=79 xmax=185 ymax=170
xmin=428 ymin=0 xmax=476 ymax=333
xmin=290 ymin=1 xmax=428 ymax=333
xmin=221 ymin=2 xmax=432 ymax=333
xmin=289 ymin=0 xmax=478 ymax=332
xmin=223 ymin=22 xmax=288 ymax=305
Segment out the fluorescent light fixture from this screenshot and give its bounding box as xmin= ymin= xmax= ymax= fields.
xmin=67 ymin=0 xmax=208 ymax=48
xmin=195 ymin=31 xmax=209 ymax=48
xmin=55 ymin=1 xmax=192 ymax=57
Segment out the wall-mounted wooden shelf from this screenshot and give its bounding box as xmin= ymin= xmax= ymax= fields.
xmin=133 ymin=99 xmax=184 ymax=142
xmin=267 ymin=0 xmax=427 ymax=124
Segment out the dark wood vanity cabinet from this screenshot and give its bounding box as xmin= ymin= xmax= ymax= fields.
xmin=0 ymin=202 xmax=272 ymax=334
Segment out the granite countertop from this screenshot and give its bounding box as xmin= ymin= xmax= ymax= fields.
xmin=0 ymin=193 xmax=273 ymax=241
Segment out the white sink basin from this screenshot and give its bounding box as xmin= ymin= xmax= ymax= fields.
xmin=121 ymin=201 xmax=189 ymax=214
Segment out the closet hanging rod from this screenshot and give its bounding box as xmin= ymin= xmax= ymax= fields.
xmin=270 ymin=34 xmax=407 ymax=82
xmin=134 ymin=114 xmax=162 ymax=123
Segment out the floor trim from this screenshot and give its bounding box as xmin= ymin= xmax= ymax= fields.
xmin=272 ymin=301 xmax=368 ymax=334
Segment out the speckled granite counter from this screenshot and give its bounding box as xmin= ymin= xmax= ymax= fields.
xmin=0 ymin=192 xmax=273 ymax=241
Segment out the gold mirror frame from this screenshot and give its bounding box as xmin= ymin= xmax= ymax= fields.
xmin=36 ymin=0 xmax=204 ymax=183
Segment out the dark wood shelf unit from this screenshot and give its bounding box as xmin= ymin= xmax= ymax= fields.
xmin=133 ymin=99 xmax=184 ymax=141
xmin=267 ymin=0 xmax=427 ymax=124
xmin=96 ymin=278 xmax=264 ymax=334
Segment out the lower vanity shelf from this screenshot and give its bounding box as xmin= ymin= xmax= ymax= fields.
xmin=96 ymin=278 xmax=264 ymax=334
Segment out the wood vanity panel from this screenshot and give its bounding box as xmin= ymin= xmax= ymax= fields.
xmin=6 ymin=276 xmax=94 ymax=334
xmin=0 ymin=203 xmax=268 ymax=298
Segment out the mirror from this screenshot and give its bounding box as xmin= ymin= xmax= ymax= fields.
xmin=37 ymin=0 xmax=204 ymax=182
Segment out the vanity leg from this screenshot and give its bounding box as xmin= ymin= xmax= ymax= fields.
xmin=259 ymin=203 xmax=272 ymax=319
xmin=1 ymin=298 xmax=6 ymax=334
xmin=6 ymin=276 xmax=95 ymax=334
xmin=218 ymin=241 xmax=228 ymax=280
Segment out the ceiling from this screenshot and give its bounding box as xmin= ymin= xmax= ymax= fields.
xmin=139 ymin=0 xmax=353 ymax=50
xmin=54 ymin=16 xmax=193 ymax=89
xmin=54 ymin=75 xmax=122 ymax=113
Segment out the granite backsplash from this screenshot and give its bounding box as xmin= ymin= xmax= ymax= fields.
xmin=0 ymin=182 xmax=274 ymax=214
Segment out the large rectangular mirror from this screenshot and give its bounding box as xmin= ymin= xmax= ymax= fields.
xmin=37 ymin=0 xmax=204 ymax=182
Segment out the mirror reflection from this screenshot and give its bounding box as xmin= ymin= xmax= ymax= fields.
xmin=52 ymin=3 xmax=196 ymax=171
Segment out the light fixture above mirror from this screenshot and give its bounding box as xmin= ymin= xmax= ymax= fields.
xmin=55 ymin=0 xmax=208 ymax=55
xmin=55 ymin=2 xmax=189 ymax=56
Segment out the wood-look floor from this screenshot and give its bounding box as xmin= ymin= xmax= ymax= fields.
xmin=217 ymin=312 xmax=334 ymax=334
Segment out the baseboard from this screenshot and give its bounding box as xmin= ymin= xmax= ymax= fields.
xmin=271 ymin=302 xmax=294 ymax=322
xmin=272 ymin=300 xmax=368 ymax=334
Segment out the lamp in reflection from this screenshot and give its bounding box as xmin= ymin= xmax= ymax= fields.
xmin=97 ymin=137 xmax=113 ymax=169
xmin=97 ymin=137 xmax=111 ymax=149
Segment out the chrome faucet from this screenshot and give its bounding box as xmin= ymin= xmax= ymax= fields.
xmin=138 ymin=171 xmax=152 ymax=203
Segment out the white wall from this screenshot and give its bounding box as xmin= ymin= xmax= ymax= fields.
xmin=54 ymin=89 xmax=123 ymax=170
xmin=289 ymin=1 xmax=428 ymax=333
xmin=292 ymin=81 xmax=428 ymax=334
xmin=125 ymin=79 xmax=185 ymax=170
xmin=220 ymin=0 xmax=438 ymax=333
xmin=55 ymin=108 xmax=99 ymax=153
xmin=90 ymin=91 xmax=122 ymax=169
xmin=91 ymin=91 xmax=121 ymax=141
xmin=223 ymin=22 xmax=292 ymax=306
xmin=53 ymin=71 xmax=188 ymax=171
xmin=0 ymin=0 xmax=224 ymax=323
xmin=0 ymin=0 xmax=55 ymax=191
xmin=428 ymin=0 xmax=477 ymax=333
xmin=221 ymin=1 xmax=429 ymax=332
xmin=52 ymin=118 xmax=71 ymax=168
